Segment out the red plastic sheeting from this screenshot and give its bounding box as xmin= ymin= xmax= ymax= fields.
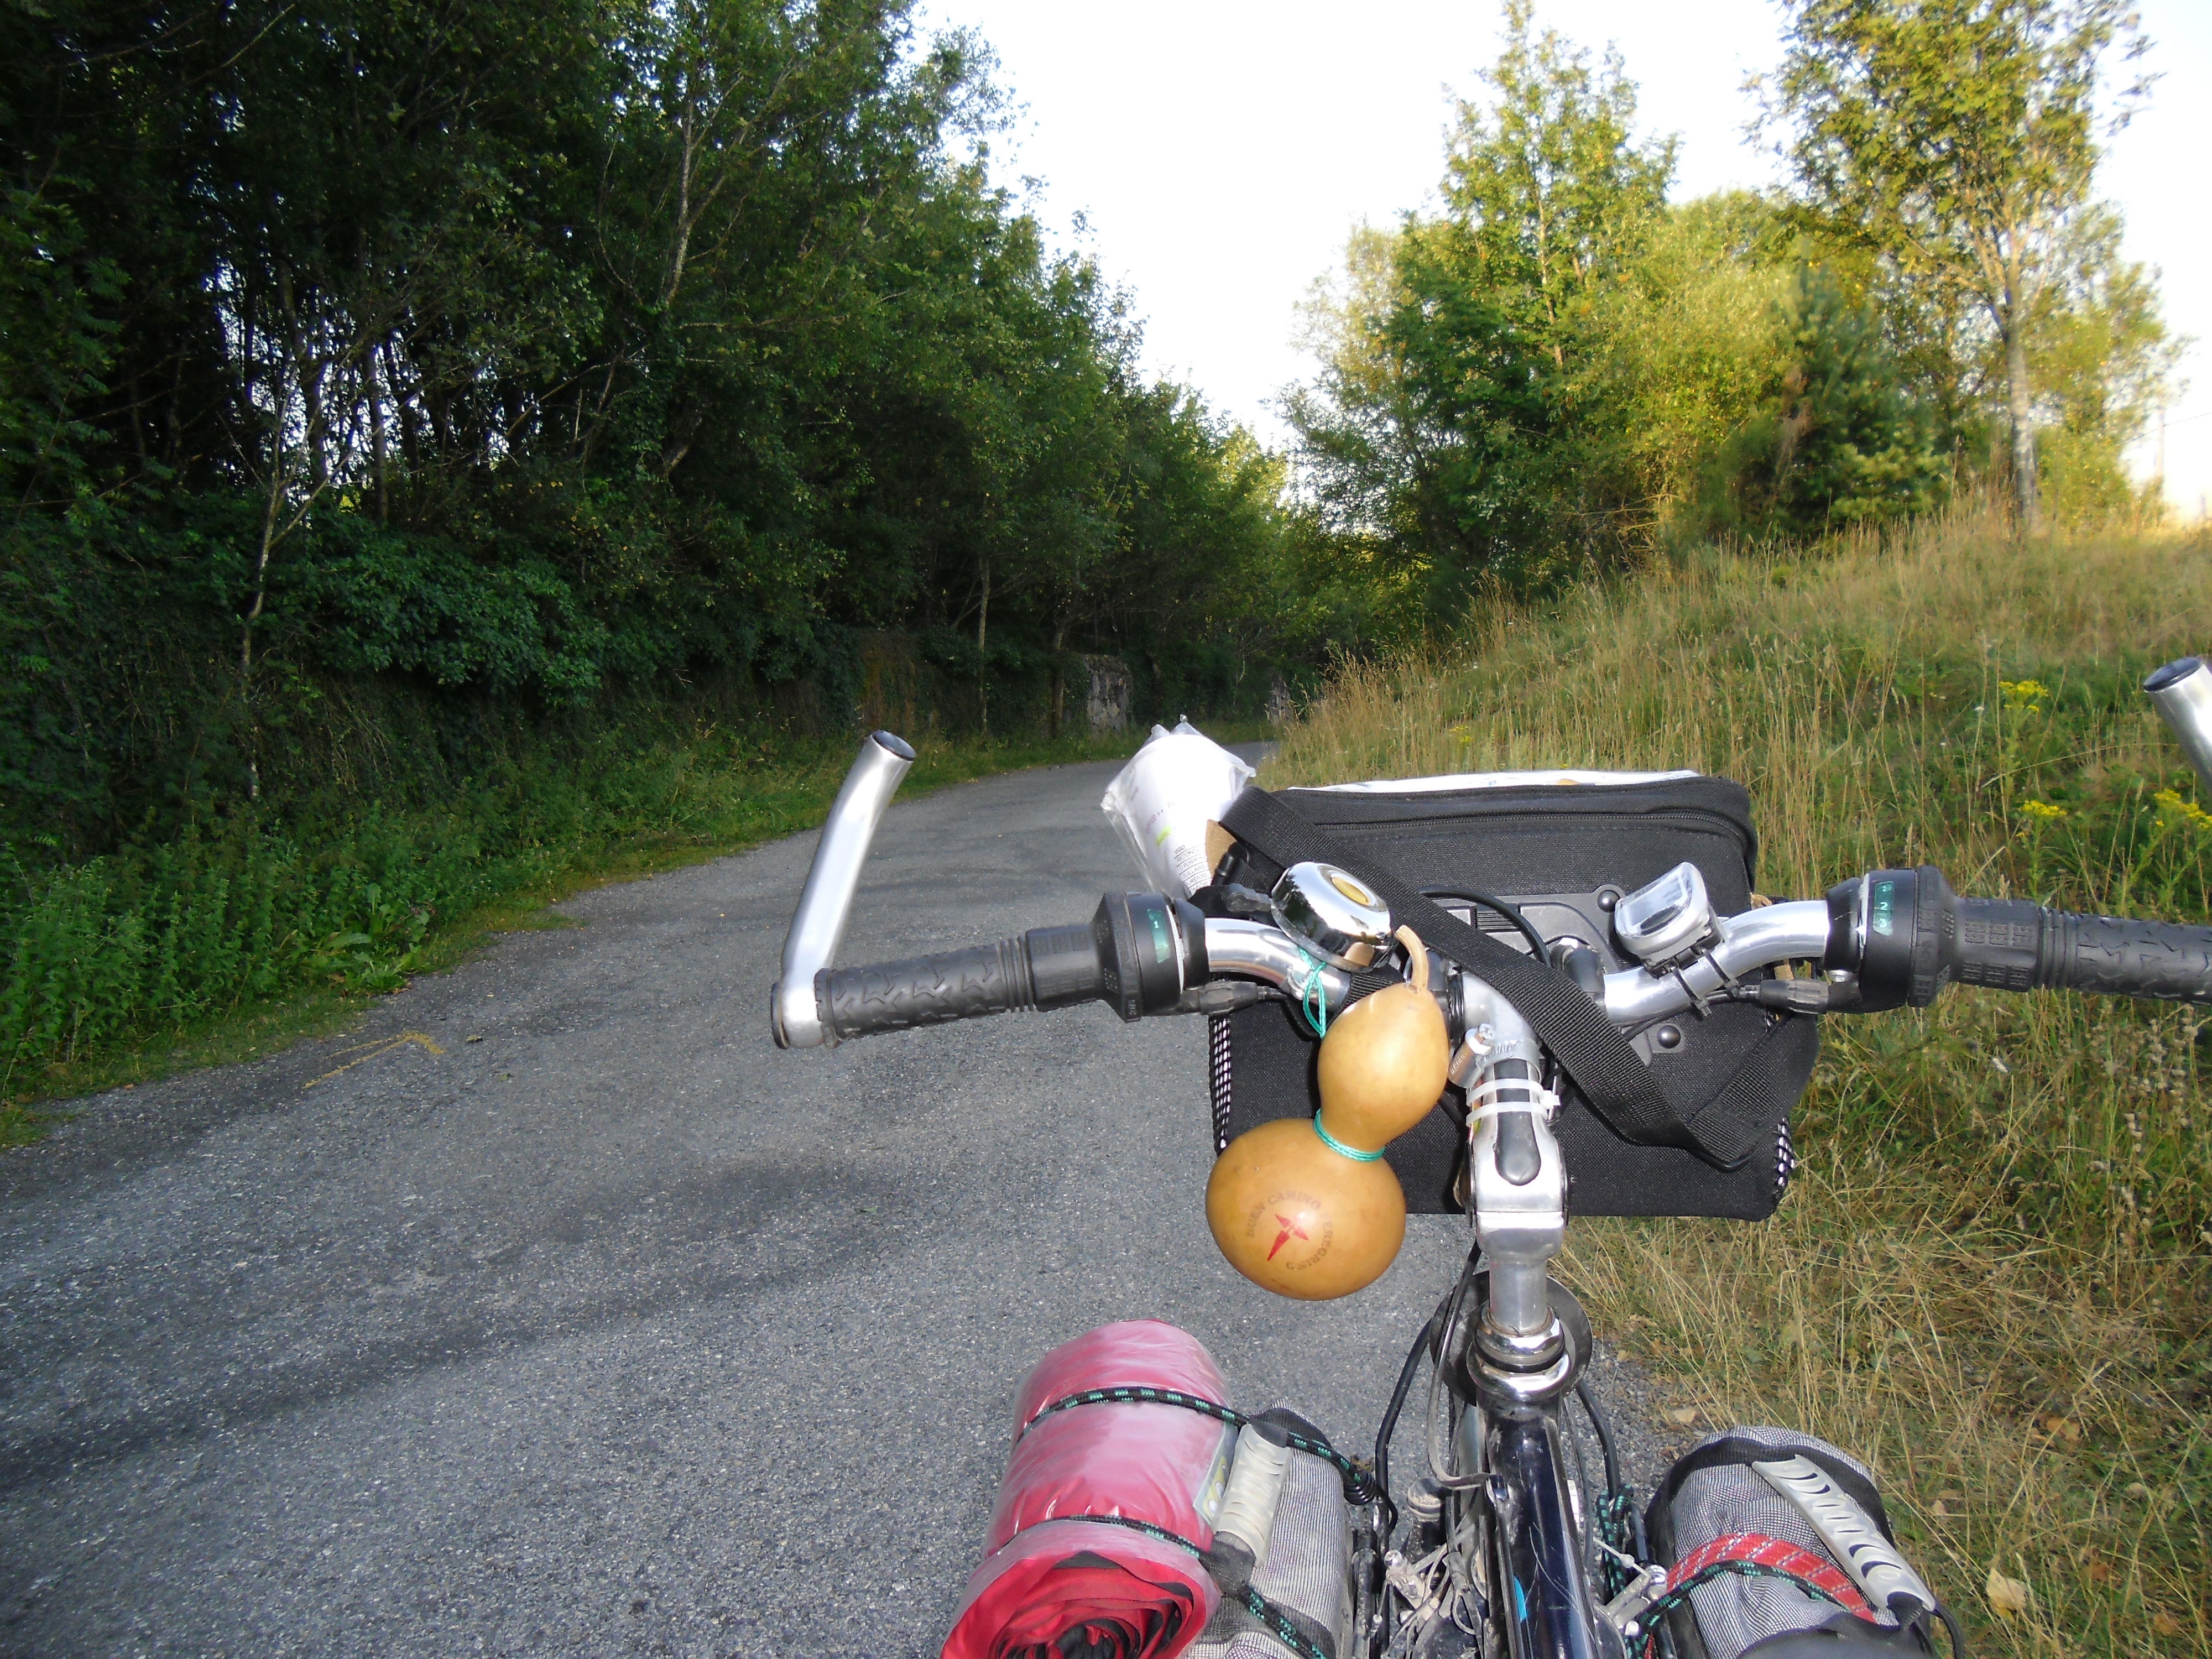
xmin=942 ymin=1321 xmax=1234 ymax=1659
xmin=1011 ymin=1319 xmax=1229 ymax=1431
xmin=941 ymin=1522 xmax=1217 ymax=1659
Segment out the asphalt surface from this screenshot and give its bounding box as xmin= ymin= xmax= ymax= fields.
xmin=1 ymin=750 xmax=1672 ymax=1658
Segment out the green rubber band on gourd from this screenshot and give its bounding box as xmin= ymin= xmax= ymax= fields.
xmin=1313 ymin=1112 xmax=1386 ymax=1162
xmin=1296 ymin=945 xmax=1329 ymax=1039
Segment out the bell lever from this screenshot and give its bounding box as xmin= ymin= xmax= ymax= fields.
xmin=771 ymin=731 xmax=917 ymax=1049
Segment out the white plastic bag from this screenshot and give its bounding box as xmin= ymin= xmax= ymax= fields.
xmin=1099 ymin=719 xmax=1255 ymax=896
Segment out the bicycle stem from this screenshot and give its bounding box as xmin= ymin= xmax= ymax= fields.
xmin=1454 ymin=975 xmax=1621 ymax=1657
xmin=1455 ymin=978 xmax=1577 ymax=1405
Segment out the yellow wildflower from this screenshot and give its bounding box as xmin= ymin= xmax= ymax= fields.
xmin=2153 ymin=789 xmax=2212 ymax=833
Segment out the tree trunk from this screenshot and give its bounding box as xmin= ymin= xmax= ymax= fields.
xmin=2003 ymin=305 xmax=2038 ymax=535
xmin=1048 ymin=614 xmax=1070 ymax=740
xmin=238 ymin=458 xmax=285 ymax=802
xmin=367 ymin=341 xmax=389 ymax=523
xmin=977 ymin=559 xmax=990 ymax=739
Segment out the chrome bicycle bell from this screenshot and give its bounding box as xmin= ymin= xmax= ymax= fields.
xmin=1271 ymin=862 xmax=1394 ymax=969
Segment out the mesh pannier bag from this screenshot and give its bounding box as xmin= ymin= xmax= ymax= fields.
xmin=1645 ymin=1427 xmax=1954 ymax=1658
xmin=1186 ymin=1427 xmax=1354 ymax=1659
xmin=1207 ymin=773 xmax=1821 ymax=1220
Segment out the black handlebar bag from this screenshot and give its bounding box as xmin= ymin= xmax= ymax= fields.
xmin=1207 ymin=773 xmax=1820 ymax=1221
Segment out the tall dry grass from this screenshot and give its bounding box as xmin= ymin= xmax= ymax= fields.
xmin=1266 ymin=503 xmax=2212 ymax=1657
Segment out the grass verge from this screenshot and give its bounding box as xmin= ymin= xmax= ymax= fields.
xmin=1 ymin=719 xmax=1237 ymax=1141
xmin=1265 ymin=503 xmax=2212 ymax=1657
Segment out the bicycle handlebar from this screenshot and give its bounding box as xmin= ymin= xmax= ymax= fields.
xmin=775 ymin=722 xmax=2212 ymax=1050
xmin=799 ymin=867 xmax=2212 ymax=1046
xmin=769 ymin=732 xmax=2212 ymax=1047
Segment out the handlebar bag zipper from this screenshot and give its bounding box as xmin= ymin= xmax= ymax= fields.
xmin=1211 ymin=773 xmax=1818 ymax=1221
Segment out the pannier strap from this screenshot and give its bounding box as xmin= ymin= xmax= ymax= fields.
xmin=1021 ymin=1386 xmax=1377 ymax=1506
xmin=1220 ymin=785 xmax=1776 ymax=1169
xmin=1654 ymin=1532 xmax=1881 ymax=1624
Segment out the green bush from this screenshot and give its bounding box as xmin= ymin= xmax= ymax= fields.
xmin=1705 ymin=265 xmax=1949 ymax=538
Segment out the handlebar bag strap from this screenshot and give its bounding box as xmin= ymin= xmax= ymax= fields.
xmin=1221 ymin=783 xmax=1751 ymax=1168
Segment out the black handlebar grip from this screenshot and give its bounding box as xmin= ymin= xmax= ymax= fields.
xmin=2032 ymin=909 xmax=2212 ymax=1003
xmin=812 ymin=894 xmax=1206 ymax=1040
xmin=1834 ymin=867 xmax=2212 ymax=1008
xmin=818 ymin=939 xmax=1041 ymax=1039
xmin=814 ymin=917 xmax=1129 ymax=1040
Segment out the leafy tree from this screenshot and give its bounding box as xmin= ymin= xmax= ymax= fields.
xmin=1713 ymin=263 xmax=1948 ymax=537
xmin=1288 ymin=2 xmax=1673 ymax=604
xmin=1575 ymin=192 xmax=1801 ymax=537
xmin=1282 ymin=226 xmax=1424 ymax=622
xmin=1434 ymin=0 xmax=1674 ymax=375
xmin=0 ymin=0 xmax=1315 ymax=857
xmin=0 ymin=186 xmax=117 ymax=505
xmin=2017 ymin=204 xmax=2179 ymax=523
xmin=1760 ymin=0 xmax=2154 ymax=533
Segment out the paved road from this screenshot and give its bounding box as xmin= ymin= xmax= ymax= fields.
xmin=1 ymin=753 xmax=1665 ymax=1658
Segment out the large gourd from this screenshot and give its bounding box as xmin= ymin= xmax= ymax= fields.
xmin=1206 ymin=927 xmax=1451 ymax=1298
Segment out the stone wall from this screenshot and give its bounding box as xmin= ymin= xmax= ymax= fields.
xmin=1083 ymin=655 xmax=1132 ymax=733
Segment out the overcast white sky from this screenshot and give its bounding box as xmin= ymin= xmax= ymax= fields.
xmin=920 ymin=0 xmax=2211 ymax=517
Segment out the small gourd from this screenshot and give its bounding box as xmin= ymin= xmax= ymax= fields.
xmin=1314 ymin=928 xmax=1451 ymax=1152
xmin=1205 ymin=928 xmax=1452 ymax=1300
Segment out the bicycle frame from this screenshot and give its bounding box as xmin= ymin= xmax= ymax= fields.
xmin=1481 ymin=1405 xmax=1613 ymax=1659
xmin=1360 ymin=1240 xmax=1620 ymax=1659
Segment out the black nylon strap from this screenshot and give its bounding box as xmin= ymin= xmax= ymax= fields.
xmin=1671 ymin=1010 xmax=1801 ymax=1166
xmin=1220 ymin=784 xmax=1754 ymax=1168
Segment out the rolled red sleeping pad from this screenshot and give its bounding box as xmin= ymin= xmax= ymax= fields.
xmin=942 ymin=1321 xmax=1235 ymax=1659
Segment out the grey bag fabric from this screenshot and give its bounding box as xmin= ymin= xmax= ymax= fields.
xmin=1189 ymin=1416 xmax=1355 ymax=1659
xmin=1647 ymin=1427 xmax=1931 ymax=1659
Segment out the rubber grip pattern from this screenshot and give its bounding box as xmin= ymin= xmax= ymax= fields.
xmin=1948 ymin=897 xmax=2212 ymax=1004
xmin=2043 ymin=910 xmax=2212 ymax=1004
xmin=818 ymin=940 xmax=1035 ymax=1039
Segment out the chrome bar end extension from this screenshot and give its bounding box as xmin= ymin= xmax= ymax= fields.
xmin=771 ymin=731 xmax=916 ymax=1049
xmin=2146 ymin=657 xmax=2212 ymax=799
